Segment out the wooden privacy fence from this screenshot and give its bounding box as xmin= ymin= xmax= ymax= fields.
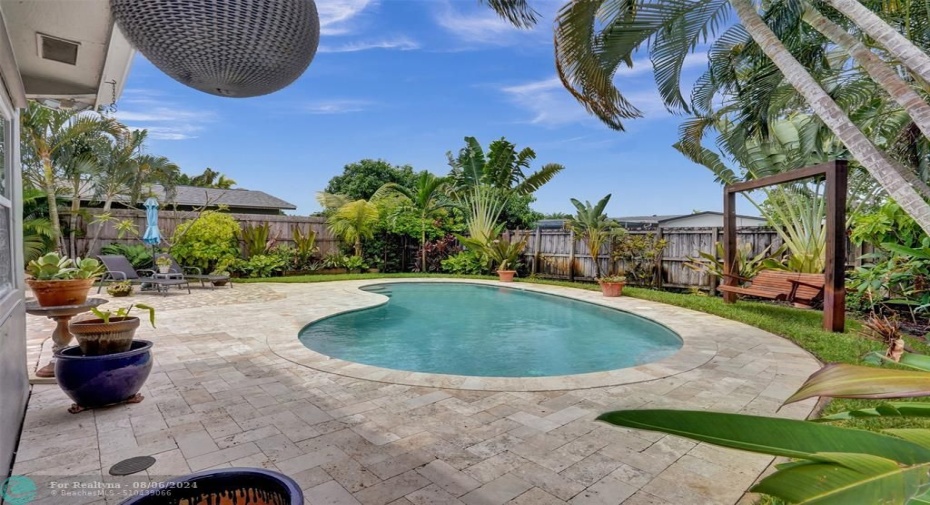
xmin=65 ymin=209 xmax=339 ymax=258
xmin=507 ymin=227 xmax=871 ymax=291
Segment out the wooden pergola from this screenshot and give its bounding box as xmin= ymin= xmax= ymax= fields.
xmin=723 ymin=160 xmax=848 ymax=332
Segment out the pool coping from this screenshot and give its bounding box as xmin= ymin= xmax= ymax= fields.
xmin=266 ymin=279 xmax=721 ymax=391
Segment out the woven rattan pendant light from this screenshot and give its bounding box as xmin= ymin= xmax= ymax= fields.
xmin=110 ymin=0 xmax=320 ymax=98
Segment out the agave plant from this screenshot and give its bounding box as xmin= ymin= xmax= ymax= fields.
xmin=600 ymin=346 xmax=930 ymax=503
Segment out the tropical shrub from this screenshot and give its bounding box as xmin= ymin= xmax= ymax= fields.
xmin=441 ymin=250 xmax=486 ymax=275
xmin=321 ymin=252 xmax=348 ymax=269
xmin=170 ymin=211 xmax=239 ymax=272
xmin=100 ymin=243 xmax=153 ymax=269
xmin=239 ymin=222 xmax=276 ymax=258
xmin=611 ymin=233 xmax=667 ymax=286
xmin=292 ymin=227 xmax=318 ymax=265
xmin=229 ymin=254 xmax=287 ymax=278
xmin=344 ymin=255 xmax=368 ymax=273
xmin=414 ymin=235 xmax=462 ymax=273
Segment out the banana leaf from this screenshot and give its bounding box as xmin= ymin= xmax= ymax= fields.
xmin=753 ymin=454 xmax=930 ymax=504
xmin=597 ymin=410 xmax=930 ymax=464
xmin=785 ymin=364 xmax=930 ymax=403
xmin=816 ymin=402 xmax=930 ymax=421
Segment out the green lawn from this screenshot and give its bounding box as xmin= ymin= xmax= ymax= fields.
xmin=242 ymin=273 xmax=929 ymax=430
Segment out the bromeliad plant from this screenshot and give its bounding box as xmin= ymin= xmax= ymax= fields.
xmin=599 ymin=347 xmax=930 ymax=503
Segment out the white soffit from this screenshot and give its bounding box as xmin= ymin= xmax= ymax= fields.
xmin=1 ymin=0 xmax=134 ymax=110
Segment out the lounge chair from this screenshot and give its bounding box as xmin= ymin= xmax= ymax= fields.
xmin=97 ymin=255 xmax=191 ymax=295
xmin=154 ymin=254 xmax=232 ymax=290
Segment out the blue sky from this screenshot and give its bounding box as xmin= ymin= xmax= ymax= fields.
xmin=115 ymin=0 xmax=742 ymax=217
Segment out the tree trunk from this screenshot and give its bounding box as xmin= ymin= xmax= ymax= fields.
xmin=421 ymin=223 xmax=427 ymax=273
xmin=825 ymin=0 xmax=930 ymax=86
xmin=355 ymin=238 xmax=362 ymax=257
xmin=69 ymin=176 xmax=81 ymax=258
xmin=84 ymin=198 xmax=113 ymax=257
xmin=42 ymin=156 xmax=64 ymax=253
xmin=731 ymin=0 xmax=930 ymax=236
xmin=803 ymin=7 xmax=930 ymax=202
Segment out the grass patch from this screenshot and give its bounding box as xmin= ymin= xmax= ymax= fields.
xmin=242 ymin=273 xmax=930 ymax=430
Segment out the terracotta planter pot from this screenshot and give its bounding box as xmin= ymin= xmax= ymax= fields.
xmin=497 ymin=270 xmax=516 ymax=282
xmin=599 ymin=281 xmax=625 ymax=297
xmin=69 ymin=316 xmax=140 ymax=355
xmin=27 ymin=278 xmax=95 ymax=307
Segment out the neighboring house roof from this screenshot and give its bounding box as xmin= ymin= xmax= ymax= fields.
xmin=614 ymin=211 xmax=767 ymax=224
xmin=79 ymin=184 xmax=297 ymax=211
xmin=158 ymin=185 xmax=297 ymax=210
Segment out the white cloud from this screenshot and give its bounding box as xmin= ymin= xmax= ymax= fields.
xmin=115 ymin=91 xmax=216 ymax=141
xmin=318 ymin=36 xmax=419 ymax=53
xmin=500 ymin=76 xmax=680 ymax=127
xmin=433 ymin=0 xmax=549 ymax=46
xmin=317 ymin=0 xmax=377 ymax=35
xmin=302 ymin=99 xmax=372 ymax=114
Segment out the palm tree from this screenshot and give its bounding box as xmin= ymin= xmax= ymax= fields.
xmin=325 ymin=199 xmax=380 ymax=257
xmin=481 ymin=1 xmax=930 ymax=235
xmin=20 ymin=102 xmax=123 ymax=251
xmin=373 ymin=172 xmax=452 ymax=272
xmin=565 ymin=194 xmax=619 ymax=278
xmin=22 ymin=186 xmax=56 ymax=262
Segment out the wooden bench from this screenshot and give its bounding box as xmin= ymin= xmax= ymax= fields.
xmin=718 ymin=270 xmax=825 ymax=306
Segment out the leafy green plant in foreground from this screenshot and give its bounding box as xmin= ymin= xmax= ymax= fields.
xmin=600 ymin=348 xmax=930 ymax=503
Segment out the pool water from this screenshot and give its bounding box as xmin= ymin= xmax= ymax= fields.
xmin=298 ymin=283 xmax=682 ymax=377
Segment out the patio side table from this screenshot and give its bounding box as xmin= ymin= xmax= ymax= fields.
xmin=25 ymin=298 xmax=107 ymax=378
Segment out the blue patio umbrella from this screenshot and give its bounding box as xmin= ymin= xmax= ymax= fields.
xmin=142 ymin=197 xmax=162 ymax=247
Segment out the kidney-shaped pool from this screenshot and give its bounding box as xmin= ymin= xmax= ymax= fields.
xmin=298 ymin=283 xmax=683 ymax=377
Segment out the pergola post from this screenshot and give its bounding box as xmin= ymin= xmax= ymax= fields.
xmin=824 ymin=160 xmax=848 ymax=332
xmin=722 ymin=160 xmax=847 ymax=333
xmin=722 ymin=191 xmax=737 ymax=303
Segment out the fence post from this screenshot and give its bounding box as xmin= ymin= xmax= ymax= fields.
xmin=654 ymin=227 xmax=664 ymax=289
xmin=568 ymin=229 xmax=575 ymax=282
xmin=710 ymin=226 xmax=721 ymax=296
xmin=532 ymin=227 xmax=541 ymax=275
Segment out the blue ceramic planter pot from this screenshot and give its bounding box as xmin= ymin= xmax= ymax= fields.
xmin=119 ymin=468 xmax=303 ymax=504
xmin=55 ymin=340 xmax=153 ymax=411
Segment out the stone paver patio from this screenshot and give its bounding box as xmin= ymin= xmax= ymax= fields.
xmin=16 ymin=279 xmax=820 ymax=504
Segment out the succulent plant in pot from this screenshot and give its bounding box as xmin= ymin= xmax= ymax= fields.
xmin=597 ymin=273 xmax=627 ymax=297
xmin=155 ymin=255 xmax=173 ymax=273
xmin=69 ymin=304 xmax=156 ymax=355
xmin=106 ymin=280 xmax=134 ymax=297
xmin=26 ymin=253 xmax=105 ymax=307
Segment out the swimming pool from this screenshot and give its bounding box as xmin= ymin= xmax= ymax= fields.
xmin=298 ymin=283 xmax=682 ymax=377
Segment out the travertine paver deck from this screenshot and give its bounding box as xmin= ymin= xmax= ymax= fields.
xmin=16 ymin=279 xmax=820 ymax=504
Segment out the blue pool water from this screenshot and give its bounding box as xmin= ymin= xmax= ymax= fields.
xmin=298 ymin=283 xmax=682 ymax=377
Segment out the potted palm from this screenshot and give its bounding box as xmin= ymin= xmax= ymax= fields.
xmin=597 ymin=274 xmax=627 ymax=297
xmin=486 ymin=236 xmax=527 ymax=282
xmin=26 ymin=253 xmax=104 ymax=307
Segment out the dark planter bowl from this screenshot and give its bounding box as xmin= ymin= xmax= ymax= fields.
xmin=55 ymin=340 xmax=153 ymax=409
xmin=119 ymin=468 xmax=303 ymax=505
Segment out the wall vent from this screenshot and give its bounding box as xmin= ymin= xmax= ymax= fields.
xmin=38 ymin=34 xmax=79 ymax=65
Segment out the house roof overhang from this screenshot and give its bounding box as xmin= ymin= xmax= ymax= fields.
xmin=0 ymin=0 xmax=134 ymax=110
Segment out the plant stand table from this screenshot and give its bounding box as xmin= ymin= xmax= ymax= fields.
xmin=25 ymin=298 xmax=107 ymax=378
